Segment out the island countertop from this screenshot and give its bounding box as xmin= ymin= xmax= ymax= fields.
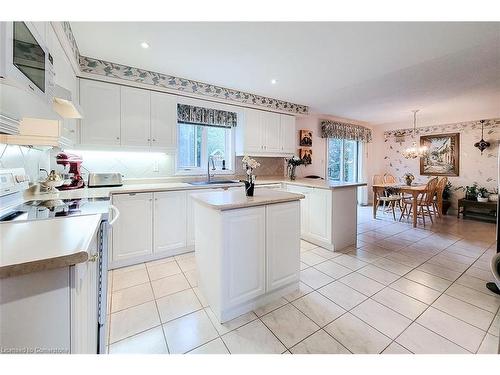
xmin=0 ymin=215 xmax=102 ymax=278
xmin=190 ymin=189 xmax=304 ymax=211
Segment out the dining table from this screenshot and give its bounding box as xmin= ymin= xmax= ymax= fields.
xmin=372 ymin=183 xmax=429 ymax=228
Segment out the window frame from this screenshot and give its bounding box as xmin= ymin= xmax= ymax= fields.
xmin=326 ymin=138 xmax=360 ymax=183
xmin=175 ymin=123 xmax=235 ymax=176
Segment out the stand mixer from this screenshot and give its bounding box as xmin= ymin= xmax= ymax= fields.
xmin=55 ymin=152 xmax=85 ymax=190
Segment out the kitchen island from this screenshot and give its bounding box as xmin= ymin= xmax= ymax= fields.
xmin=191 ymin=189 xmax=304 ymax=323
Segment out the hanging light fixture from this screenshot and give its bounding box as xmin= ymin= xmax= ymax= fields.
xmin=474 ymin=120 xmax=490 ymax=155
xmin=402 ymin=110 xmax=429 ymax=159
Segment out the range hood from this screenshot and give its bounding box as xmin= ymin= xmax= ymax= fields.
xmin=53 ymin=85 xmax=84 ymax=119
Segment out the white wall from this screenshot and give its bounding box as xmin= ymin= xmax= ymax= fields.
xmin=0 ymin=144 xmax=50 ymax=183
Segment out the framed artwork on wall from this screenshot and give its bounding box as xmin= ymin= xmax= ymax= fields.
xmin=299 ymin=148 xmax=312 ymax=165
xmin=420 ymin=133 xmax=460 ymax=176
xmin=299 ymin=130 xmax=313 ymax=146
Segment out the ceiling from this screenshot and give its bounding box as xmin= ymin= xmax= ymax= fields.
xmin=70 ymin=22 xmax=500 ymax=126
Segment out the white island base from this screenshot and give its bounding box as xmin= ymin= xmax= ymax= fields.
xmin=192 ymin=190 xmax=303 ymax=323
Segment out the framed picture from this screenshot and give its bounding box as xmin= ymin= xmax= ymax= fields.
xmin=299 ymin=130 xmax=313 ymax=146
xmin=299 ymin=148 xmax=312 ymax=165
xmin=420 ymin=133 xmax=460 ymax=176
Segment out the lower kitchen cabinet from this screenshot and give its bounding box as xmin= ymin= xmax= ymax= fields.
xmin=154 ymin=191 xmax=187 ymax=255
xmin=0 ymin=236 xmax=100 ymax=354
xmin=266 ymin=202 xmax=300 ymax=290
xmin=223 ymin=206 xmax=267 ymax=308
xmin=111 ymin=192 xmax=153 ymax=264
xmin=285 ymin=184 xmax=332 ymax=247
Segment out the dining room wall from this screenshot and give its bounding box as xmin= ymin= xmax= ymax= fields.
xmin=371 ymin=117 xmax=500 ymax=210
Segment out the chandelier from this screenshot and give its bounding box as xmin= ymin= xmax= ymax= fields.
xmin=402 ymin=110 xmax=429 ymax=159
xmin=474 ymin=120 xmax=490 ymax=155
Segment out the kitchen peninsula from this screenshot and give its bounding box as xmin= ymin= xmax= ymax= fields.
xmin=191 ymin=189 xmax=304 ymax=323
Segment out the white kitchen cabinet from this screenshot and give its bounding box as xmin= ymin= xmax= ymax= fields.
xmin=154 ymin=191 xmax=187 ymax=255
xmin=112 ymin=193 xmax=153 ymax=262
xmin=236 ymin=108 xmax=296 ymax=157
xmin=261 ymin=111 xmax=282 ymax=153
xmin=240 ymin=108 xmax=264 ymax=153
xmin=307 ymin=188 xmax=332 ymax=243
xmin=70 ymin=234 xmax=99 ymax=354
xmin=120 ymin=86 xmax=151 ymax=147
xmin=280 ymin=114 xmax=296 ymax=154
xmin=285 ymin=184 xmax=312 ymax=236
xmin=80 ymin=79 xmax=121 ymax=146
xmin=266 ymin=202 xmax=300 ymax=291
xmin=151 ymin=91 xmax=177 ymax=149
xmin=223 ymin=206 xmax=267 ymax=308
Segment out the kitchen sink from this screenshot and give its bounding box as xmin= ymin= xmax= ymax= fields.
xmin=188 ymin=180 xmax=241 ymax=185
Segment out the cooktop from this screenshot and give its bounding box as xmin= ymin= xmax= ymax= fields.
xmin=0 ymin=197 xmax=110 ymax=222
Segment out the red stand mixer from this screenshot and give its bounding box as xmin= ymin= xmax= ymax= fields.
xmin=55 ymin=152 xmax=85 ymax=190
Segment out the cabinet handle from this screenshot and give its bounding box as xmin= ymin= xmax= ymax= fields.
xmin=147 ymin=138 xmax=151 ymax=142
xmin=116 ymin=136 xmax=120 ymax=140
xmin=129 ymin=193 xmax=136 ymax=196
xmin=153 ymin=139 xmax=156 ymax=142
xmin=89 ymin=253 xmax=99 ymax=262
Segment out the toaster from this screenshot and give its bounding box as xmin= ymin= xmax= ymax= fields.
xmin=88 ymin=173 xmax=123 ymax=188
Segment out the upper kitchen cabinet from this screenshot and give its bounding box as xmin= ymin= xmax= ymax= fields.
xmin=236 ymin=108 xmax=296 ymax=157
xmin=120 ymin=86 xmax=151 ymax=147
xmin=150 ymin=91 xmax=177 ymax=149
xmin=280 ymin=114 xmax=296 ymax=154
xmin=80 ymin=79 xmax=121 ymax=146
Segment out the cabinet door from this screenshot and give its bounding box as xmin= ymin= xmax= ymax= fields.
xmin=120 ymin=86 xmax=151 ymax=147
xmin=243 ymin=108 xmax=263 ymax=153
xmin=266 ymin=202 xmax=300 ymax=291
xmin=151 ymin=91 xmax=177 ymax=148
xmin=285 ymin=184 xmax=311 ymax=236
xmin=262 ymin=111 xmax=281 ymax=152
xmin=222 ymin=206 xmax=266 ymax=307
xmin=71 ymin=234 xmax=98 ymax=353
xmin=80 ymin=80 xmax=121 ymax=145
xmin=308 ymin=188 xmax=332 ymax=242
xmin=154 ymin=191 xmax=187 ymax=255
xmin=112 ymin=193 xmax=153 ymax=262
xmin=280 ymin=114 xmax=296 ymax=154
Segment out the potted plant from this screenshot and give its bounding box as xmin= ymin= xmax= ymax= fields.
xmin=477 ymin=187 xmax=490 ymax=203
xmin=442 ymin=181 xmax=452 ymax=215
xmin=241 ymin=156 xmax=260 ymax=197
xmin=286 ymin=156 xmax=304 ymax=180
xmin=457 ymin=183 xmax=478 ymax=201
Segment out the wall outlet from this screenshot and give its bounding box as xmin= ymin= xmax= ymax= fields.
xmin=153 ymin=160 xmax=159 ymax=172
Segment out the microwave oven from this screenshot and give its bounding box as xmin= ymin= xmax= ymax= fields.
xmin=0 ymin=22 xmax=55 ymax=104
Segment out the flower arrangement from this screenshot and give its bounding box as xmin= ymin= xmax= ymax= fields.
xmin=241 ymin=156 xmax=260 ymax=196
xmin=286 ymin=156 xmax=304 ymax=180
xmin=403 ymin=173 xmax=415 ymax=186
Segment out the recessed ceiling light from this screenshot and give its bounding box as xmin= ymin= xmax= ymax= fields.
xmin=140 ymin=42 xmax=150 ymax=49
xmin=271 ymin=79 xmax=277 ymax=84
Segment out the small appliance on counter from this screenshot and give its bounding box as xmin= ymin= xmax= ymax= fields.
xmin=88 ymin=173 xmax=123 ymax=188
xmin=55 ymin=152 xmax=85 ymax=190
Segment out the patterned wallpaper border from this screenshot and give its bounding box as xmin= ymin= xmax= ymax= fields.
xmin=61 ymin=22 xmax=308 ymax=114
xmin=384 ymin=118 xmax=500 ymax=140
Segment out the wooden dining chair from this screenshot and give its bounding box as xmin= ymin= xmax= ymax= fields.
xmin=433 ymin=177 xmax=448 ymax=218
xmin=374 ymin=186 xmax=401 ymax=220
xmin=400 ymin=177 xmax=439 ymax=226
xmin=383 ymin=174 xmax=397 ymax=184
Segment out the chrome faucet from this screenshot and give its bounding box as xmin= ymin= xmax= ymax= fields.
xmin=207 ymin=155 xmax=216 ymax=182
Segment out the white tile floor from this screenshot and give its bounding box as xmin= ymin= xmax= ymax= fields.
xmin=106 ymin=206 xmax=500 ymax=354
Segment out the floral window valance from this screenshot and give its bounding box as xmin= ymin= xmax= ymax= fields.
xmin=177 ymin=104 xmax=237 ymax=128
xmin=320 ymin=120 xmax=372 ymax=143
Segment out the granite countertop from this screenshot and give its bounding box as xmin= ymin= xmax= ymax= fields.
xmin=190 ymin=189 xmax=304 ymax=211
xmin=0 ymin=215 xmax=102 ymax=278
xmin=25 ymin=177 xmax=366 ymax=201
